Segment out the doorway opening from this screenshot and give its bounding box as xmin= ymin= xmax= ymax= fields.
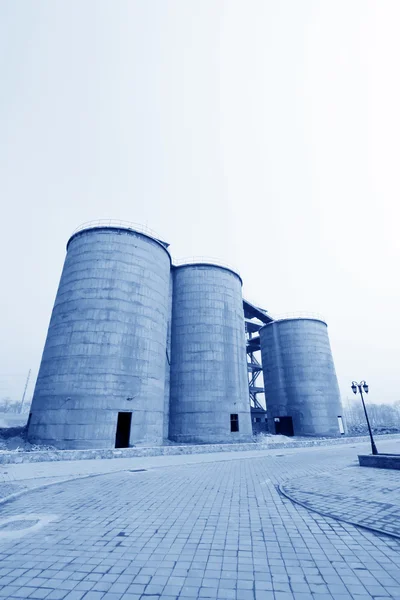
xmin=115 ymin=412 xmax=132 ymax=448
xmin=274 ymin=416 xmax=294 ymax=436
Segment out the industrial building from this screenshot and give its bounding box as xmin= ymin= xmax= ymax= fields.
xmin=28 ymin=221 xmax=344 ymax=449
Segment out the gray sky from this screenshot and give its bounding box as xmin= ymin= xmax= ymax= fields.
xmin=1 ymin=0 xmax=399 ymax=405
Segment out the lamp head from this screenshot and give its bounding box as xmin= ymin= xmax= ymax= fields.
xmin=363 ymin=382 xmax=369 ymax=394
xmin=351 ymin=382 xmax=357 ymax=395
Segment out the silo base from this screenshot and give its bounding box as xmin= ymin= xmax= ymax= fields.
xmin=169 ymin=434 xmax=254 ymax=445
xmin=268 ymin=415 xmax=343 ymax=438
xmin=27 ymin=437 xmax=165 ymax=450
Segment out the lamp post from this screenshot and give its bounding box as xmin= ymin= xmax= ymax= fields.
xmin=351 ymin=380 xmax=378 ymax=455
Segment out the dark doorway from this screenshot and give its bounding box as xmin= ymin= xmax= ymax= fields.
xmin=274 ymin=416 xmax=294 ymax=436
xmin=230 ymin=414 xmax=239 ymax=432
xmin=115 ymin=412 xmax=132 ymax=448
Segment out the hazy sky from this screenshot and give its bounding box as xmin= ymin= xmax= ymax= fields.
xmin=1 ymin=1 xmax=399 ymax=406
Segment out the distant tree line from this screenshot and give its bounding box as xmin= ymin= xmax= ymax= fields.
xmin=343 ymin=400 xmax=400 ymax=434
xmin=0 ymin=397 xmax=30 ymax=413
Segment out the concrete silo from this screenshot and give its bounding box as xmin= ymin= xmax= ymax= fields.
xmin=260 ymin=317 xmax=344 ymax=437
xmin=28 ymin=222 xmax=171 ymax=449
xmin=169 ymin=262 xmax=252 ymax=443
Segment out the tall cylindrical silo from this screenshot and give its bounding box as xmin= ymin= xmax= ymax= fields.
xmin=28 ymin=223 xmax=171 ymax=449
xmin=169 ymin=262 xmax=253 ymax=443
xmin=260 ymin=318 xmax=344 ymax=437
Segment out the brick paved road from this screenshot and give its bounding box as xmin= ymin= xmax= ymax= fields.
xmin=281 ymin=463 xmax=400 ymax=538
xmin=0 ymin=442 xmax=399 ymax=600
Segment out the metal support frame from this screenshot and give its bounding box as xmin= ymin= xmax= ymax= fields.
xmin=243 ymin=299 xmax=271 ymax=410
xmin=247 ymin=351 xmax=264 ymax=409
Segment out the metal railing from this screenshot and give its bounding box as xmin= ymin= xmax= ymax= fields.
xmin=70 ymin=219 xmax=164 ymax=241
xmin=173 ymin=256 xmax=241 ymax=276
xmin=271 ymin=311 xmax=326 ymax=323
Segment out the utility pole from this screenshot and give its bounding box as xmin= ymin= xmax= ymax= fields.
xmin=20 ymin=369 xmax=31 ymax=413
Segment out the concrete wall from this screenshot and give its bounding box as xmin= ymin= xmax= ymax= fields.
xmin=260 ymin=318 xmax=343 ymax=437
xmin=169 ymin=264 xmax=253 ymax=443
xmin=358 ymin=454 xmax=400 ymax=470
xmin=28 ymin=227 xmax=171 ymax=449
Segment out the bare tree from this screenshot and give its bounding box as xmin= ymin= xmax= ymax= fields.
xmin=0 ymin=396 xmax=22 ymax=414
xmin=344 ymin=399 xmax=400 ymax=434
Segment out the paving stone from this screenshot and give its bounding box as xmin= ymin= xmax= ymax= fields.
xmin=81 ymin=592 xmax=105 ymax=600
xmin=62 ymin=592 xmax=87 ymax=600
xmin=0 ymin=441 xmax=399 ymax=600
xmin=28 ymin=589 xmax=53 ymax=599
xmin=44 ymin=592 xmax=69 ymax=600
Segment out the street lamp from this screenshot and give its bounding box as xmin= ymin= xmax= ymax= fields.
xmin=351 ymin=380 xmax=378 ymax=455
